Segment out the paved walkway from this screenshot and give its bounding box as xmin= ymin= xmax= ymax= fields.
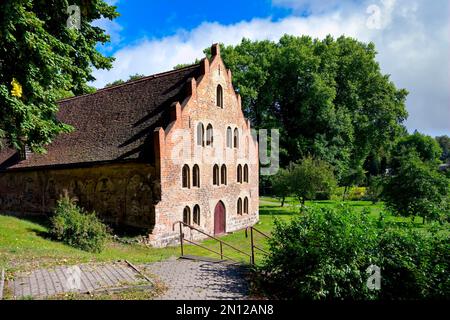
xmin=7 ymin=258 xmax=249 ymax=300
xmin=9 ymin=261 xmax=147 ymax=299
xmin=143 ymin=258 xmax=249 ymax=300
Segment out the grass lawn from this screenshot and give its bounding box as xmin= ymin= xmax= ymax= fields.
xmin=0 ymin=197 xmax=426 ymax=275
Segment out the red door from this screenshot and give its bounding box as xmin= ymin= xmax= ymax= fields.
xmin=214 ymin=201 xmax=226 ymax=235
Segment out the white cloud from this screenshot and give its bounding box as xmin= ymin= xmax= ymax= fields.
xmin=91 ymin=0 xmax=449 ymax=135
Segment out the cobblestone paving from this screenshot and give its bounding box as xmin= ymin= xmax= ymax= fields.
xmin=143 ymin=258 xmax=249 ymax=300
xmin=9 ymin=261 xmax=145 ymax=299
xmin=7 ymin=258 xmax=249 ymax=300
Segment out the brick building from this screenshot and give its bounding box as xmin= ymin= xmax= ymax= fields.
xmin=0 ymin=44 xmax=259 ymax=247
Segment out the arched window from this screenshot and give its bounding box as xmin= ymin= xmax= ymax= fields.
xmin=213 ymin=164 xmax=220 ymax=186
xmin=226 ymin=127 xmax=232 ymax=148
xmin=237 ymin=164 xmax=242 ymax=183
xmin=193 ymin=205 xmax=200 ymax=225
xmin=244 ymin=164 xmax=249 ymax=183
xmin=216 ymin=85 xmax=223 ymax=108
xmin=206 ymin=124 xmax=213 ymax=146
xmin=221 ymin=165 xmax=227 ymax=185
xmin=183 ymin=206 xmax=191 ymax=225
xmin=237 ymin=198 xmax=242 ymax=215
xmin=193 ymin=165 xmax=200 ymax=187
xmin=182 ymin=165 xmax=190 ymax=188
xmin=233 ymin=128 xmax=239 ymax=148
xmin=197 ymin=123 xmax=204 ymax=147
xmin=244 ymin=197 xmax=249 ymax=214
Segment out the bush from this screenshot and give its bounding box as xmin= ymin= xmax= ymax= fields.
xmin=50 ymin=196 xmax=109 ymax=253
xmin=347 ymin=187 xmax=367 ymax=201
xmin=256 ymin=206 xmax=450 ymax=300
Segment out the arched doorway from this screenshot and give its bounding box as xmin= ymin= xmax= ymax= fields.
xmin=214 ymin=201 xmax=226 ymax=235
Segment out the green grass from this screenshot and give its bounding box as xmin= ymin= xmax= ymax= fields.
xmin=0 ymin=197 xmax=426 ymax=274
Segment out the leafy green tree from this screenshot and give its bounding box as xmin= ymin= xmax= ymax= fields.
xmin=203 ymin=36 xmax=408 ymax=181
xmin=391 ymin=132 xmax=442 ymax=168
xmin=436 ymin=135 xmax=450 ymax=163
xmin=0 ymin=0 xmax=118 ymax=152
xmin=383 ymin=153 xmax=449 ymax=223
xmin=270 ymin=168 xmax=291 ymax=207
xmin=288 ymin=156 xmax=337 ymax=204
xmin=105 ymin=73 xmax=146 ymax=87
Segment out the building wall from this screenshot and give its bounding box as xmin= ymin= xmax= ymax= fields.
xmin=150 ymin=47 xmax=259 ymax=247
xmin=0 ymin=163 xmax=158 ymax=228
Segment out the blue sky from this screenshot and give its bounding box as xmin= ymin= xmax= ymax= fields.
xmin=94 ymin=0 xmax=449 ymax=136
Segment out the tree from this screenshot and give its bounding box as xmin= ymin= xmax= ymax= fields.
xmin=105 ymin=73 xmax=146 ymax=87
xmin=288 ymin=156 xmax=337 ymax=205
xmin=270 ymin=168 xmax=291 ymax=207
xmin=202 ymin=36 xmax=408 ymax=181
xmin=436 ymin=135 xmax=450 ymax=163
xmin=382 ymin=153 xmax=449 ymax=223
xmin=0 ymin=0 xmax=118 ymax=153
xmin=391 ymin=132 xmax=442 ymax=167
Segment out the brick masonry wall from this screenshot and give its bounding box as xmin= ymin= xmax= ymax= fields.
xmin=0 ymin=163 xmax=158 ymax=228
xmin=150 ymin=45 xmax=259 ymax=247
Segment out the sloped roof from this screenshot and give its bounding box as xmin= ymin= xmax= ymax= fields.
xmin=0 ymin=64 xmax=201 ymax=171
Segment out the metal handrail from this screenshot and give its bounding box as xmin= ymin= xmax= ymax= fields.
xmin=173 ymin=221 xmax=252 ymax=263
xmin=245 ymin=226 xmax=271 ymax=264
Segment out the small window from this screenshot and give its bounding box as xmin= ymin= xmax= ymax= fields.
xmin=183 ymin=206 xmax=191 ymax=225
xmin=206 ymin=124 xmax=213 ymax=146
xmin=221 ymin=165 xmax=227 ymax=185
xmin=226 ymin=127 xmax=232 ymax=148
xmin=182 ymin=165 xmax=190 ymax=188
xmin=233 ymin=128 xmax=239 ymax=148
xmin=244 ymin=197 xmax=249 ymax=214
xmin=216 ymin=85 xmax=223 ymax=108
xmin=237 ymin=164 xmax=242 ymax=183
xmin=213 ymin=164 xmax=220 ymax=186
xmin=193 ymin=165 xmax=200 ymax=187
xmin=237 ymin=198 xmax=242 ymax=215
xmin=197 ymin=123 xmax=205 ymax=146
xmin=244 ymin=164 xmax=249 ymax=183
xmin=193 ymin=205 xmax=200 ymax=225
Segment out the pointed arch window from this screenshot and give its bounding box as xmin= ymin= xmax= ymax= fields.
xmin=193 ymin=205 xmax=200 ymax=225
xmin=244 ymin=164 xmax=249 ymax=183
xmin=182 ymin=165 xmax=190 ymax=188
xmin=183 ymin=206 xmax=191 ymax=225
xmin=237 ymin=198 xmax=243 ymax=215
xmin=193 ymin=164 xmax=200 ymax=188
xmin=197 ymin=123 xmax=205 ymax=146
xmin=213 ymin=164 xmax=220 ymax=186
xmin=216 ymin=85 xmax=223 ymax=108
xmin=237 ymin=164 xmax=242 ymax=183
xmin=233 ymin=128 xmax=239 ymax=148
xmin=226 ymin=127 xmax=232 ymax=148
xmin=244 ymin=197 xmax=249 ymax=214
xmin=206 ymin=124 xmax=213 ymax=146
xmin=221 ymin=165 xmax=227 ymax=185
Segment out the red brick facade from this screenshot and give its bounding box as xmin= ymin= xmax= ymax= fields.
xmin=150 ymin=44 xmax=259 ymax=246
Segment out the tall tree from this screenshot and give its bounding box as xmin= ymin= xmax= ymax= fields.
xmin=0 ymin=0 xmax=118 ymax=153
xmin=436 ymin=135 xmax=450 ymax=163
xmin=203 ymin=36 xmax=408 ymax=181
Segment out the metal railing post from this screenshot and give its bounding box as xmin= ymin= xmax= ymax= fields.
xmin=250 ymin=227 xmax=255 ymax=265
xmin=220 ymin=242 xmax=223 ymax=260
xmin=179 ymin=222 xmax=184 ymax=257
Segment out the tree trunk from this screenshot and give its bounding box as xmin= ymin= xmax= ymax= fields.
xmin=281 ymin=197 xmax=285 ymax=207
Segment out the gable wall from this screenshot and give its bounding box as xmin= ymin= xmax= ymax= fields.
xmin=150 ymin=47 xmax=259 ymax=247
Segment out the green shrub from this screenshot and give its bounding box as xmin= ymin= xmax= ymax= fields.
xmin=347 ymin=187 xmax=367 ymax=201
xmin=50 ymin=196 xmax=109 ymax=253
xmin=256 ymin=206 xmax=450 ymax=300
